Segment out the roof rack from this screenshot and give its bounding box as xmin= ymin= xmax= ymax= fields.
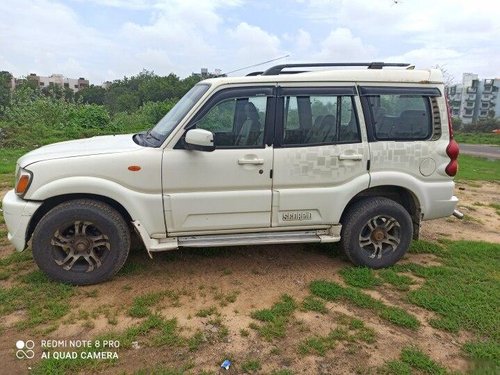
xmin=246 ymin=71 xmax=263 ymax=76
xmin=261 ymin=62 xmax=411 ymax=76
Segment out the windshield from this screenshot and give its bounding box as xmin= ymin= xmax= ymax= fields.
xmin=150 ymin=83 xmax=210 ymax=142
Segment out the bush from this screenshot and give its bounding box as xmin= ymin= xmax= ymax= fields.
xmin=67 ymin=104 xmax=110 ymax=129
xmin=464 ymin=118 xmax=500 ymax=132
xmin=0 ymin=82 xmax=177 ymax=148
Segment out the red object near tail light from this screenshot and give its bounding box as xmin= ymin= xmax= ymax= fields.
xmin=446 ymin=139 xmax=460 ymax=160
xmin=445 ymin=159 xmax=458 ymax=177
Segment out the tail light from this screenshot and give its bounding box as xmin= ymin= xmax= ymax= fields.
xmin=444 ymin=95 xmax=459 ymax=176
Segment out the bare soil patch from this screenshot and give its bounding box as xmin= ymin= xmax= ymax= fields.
xmin=420 ymin=180 xmax=500 ymax=243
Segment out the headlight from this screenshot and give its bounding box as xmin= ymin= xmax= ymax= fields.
xmin=15 ymin=167 xmax=33 ymax=197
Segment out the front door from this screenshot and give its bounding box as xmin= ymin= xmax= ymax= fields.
xmin=162 ymin=87 xmax=275 ymax=234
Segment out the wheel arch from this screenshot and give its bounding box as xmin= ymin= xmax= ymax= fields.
xmin=340 ymin=185 xmax=421 ymax=239
xmin=26 ymin=193 xmax=133 ymax=244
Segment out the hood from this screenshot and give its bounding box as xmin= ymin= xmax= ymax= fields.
xmin=18 ymin=134 xmax=143 ymax=167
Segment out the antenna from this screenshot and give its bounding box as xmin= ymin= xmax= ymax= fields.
xmin=221 ymin=54 xmax=290 ymax=76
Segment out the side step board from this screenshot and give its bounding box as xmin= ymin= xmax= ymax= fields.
xmin=132 ymin=220 xmax=341 ymax=255
xmin=178 ymin=230 xmax=339 ymax=248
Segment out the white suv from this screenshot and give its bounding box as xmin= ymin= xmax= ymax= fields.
xmin=2 ymin=62 xmax=460 ymax=285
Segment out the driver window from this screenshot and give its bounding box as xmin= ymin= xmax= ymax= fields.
xmin=196 ymin=96 xmax=267 ymax=148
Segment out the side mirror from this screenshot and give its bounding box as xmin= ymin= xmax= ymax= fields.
xmin=184 ymin=129 xmax=215 ymax=152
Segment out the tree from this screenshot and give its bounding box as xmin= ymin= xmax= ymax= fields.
xmin=41 ymin=84 xmax=65 ymax=100
xmin=451 ymin=117 xmax=462 ymax=131
xmin=76 ymin=85 xmax=106 ymax=105
xmin=104 ymin=86 xmax=140 ymax=114
xmin=433 ymin=64 xmax=455 ymax=88
xmin=139 ymin=73 xmax=182 ymax=102
xmin=0 ymin=71 xmax=13 ymax=115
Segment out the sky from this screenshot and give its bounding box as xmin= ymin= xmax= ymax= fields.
xmin=0 ymin=0 xmax=499 ymax=85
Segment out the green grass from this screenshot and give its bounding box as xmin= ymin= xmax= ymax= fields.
xmin=299 ymin=335 xmax=336 ymax=356
xmin=250 ymin=294 xmax=297 ymax=341
xmin=457 ymin=155 xmax=500 ymax=181
xmin=463 ymin=341 xmax=500 ymax=365
xmin=340 ymin=267 xmax=382 ymax=288
xmin=0 ymin=248 xmax=33 ymax=267
xmin=378 ymin=360 xmax=412 ymax=375
xmin=128 ymin=292 xmax=167 ymax=318
xmin=489 ymin=203 xmax=500 ymax=216
xmin=213 ymin=290 xmax=239 ymax=306
xmin=301 ymin=295 xmax=328 ymax=314
xmin=33 ymin=313 xmax=182 ymax=374
xmin=152 ymin=318 xmax=183 ymax=347
xmin=404 ymin=241 xmax=500 ymax=339
xmin=399 ymin=346 xmax=447 ymax=374
xmin=206 ymin=316 xmax=229 ymax=341
xmin=299 ymin=316 xmax=376 ymax=357
xmin=195 ymin=306 xmax=218 ymax=317
xmin=379 ymin=346 xmax=447 ymax=375
xmin=455 ymin=132 xmax=500 ymax=146
xmin=408 ymin=239 xmax=445 ymax=255
xmin=310 ymin=280 xmax=420 ymax=330
xmin=377 ymin=269 xmax=413 ymax=291
xmin=0 ymin=148 xmax=27 ymax=175
xmin=187 ymin=330 xmax=205 ymax=351
xmin=240 ymin=359 xmax=261 ymax=373
xmin=0 ymin=270 xmax=75 ymax=330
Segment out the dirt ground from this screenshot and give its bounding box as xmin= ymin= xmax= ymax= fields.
xmin=0 ymin=180 xmax=498 ymax=374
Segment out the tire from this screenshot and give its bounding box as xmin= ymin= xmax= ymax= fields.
xmin=32 ymin=199 xmax=130 ymax=285
xmin=340 ymin=197 xmax=413 ymax=269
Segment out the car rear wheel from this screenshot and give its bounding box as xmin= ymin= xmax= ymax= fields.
xmin=340 ymin=197 xmax=413 ymax=269
xmin=32 ymin=199 xmax=130 ymax=285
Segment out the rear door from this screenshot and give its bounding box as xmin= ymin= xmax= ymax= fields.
xmin=272 ymin=86 xmax=370 ymax=227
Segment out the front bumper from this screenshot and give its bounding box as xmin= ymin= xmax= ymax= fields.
xmin=1 ymin=190 xmax=42 ymax=251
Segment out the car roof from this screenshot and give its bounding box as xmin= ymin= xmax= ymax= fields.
xmin=202 ymin=68 xmax=444 ymax=87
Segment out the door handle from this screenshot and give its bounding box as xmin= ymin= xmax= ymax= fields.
xmin=238 ymin=158 xmax=264 ymax=165
xmin=339 ymin=153 xmax=363 ymax=161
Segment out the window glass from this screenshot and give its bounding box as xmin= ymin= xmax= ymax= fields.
xmin=196 ymin=96 xmax=267 ymax=147
xmin=367 ymin=95 xmax=432 ymax=140
xmin=283 ymin=95 xmax=360 ymax=146
xmin=152 ymin=83 xmax=210 ymax=140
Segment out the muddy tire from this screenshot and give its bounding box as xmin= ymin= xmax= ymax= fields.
xmin=32 ymin=199 xmax=130 ymax=285
xmin=340 ymin=197 xmax=412 ymax=269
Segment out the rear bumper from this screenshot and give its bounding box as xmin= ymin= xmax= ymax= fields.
xmin=1 ymin=190 xmax=42 ymax=251
xmin=423 ymin=195 xmax=459 ymax=220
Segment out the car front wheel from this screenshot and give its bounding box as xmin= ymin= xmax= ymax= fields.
xmin=32 ymin=199 xmax=130 ymax=285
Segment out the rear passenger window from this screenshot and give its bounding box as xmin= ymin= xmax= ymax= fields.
xmin=283 ymin=95 xmax=360 ymax=146
xmin=367 ymin=95 xmax=432 ymax=140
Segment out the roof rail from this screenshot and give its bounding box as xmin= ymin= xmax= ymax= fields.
xmin=261 ymin=62 xmax=411 ymax=76
xmin=246 ymin=71 xmax=264 ymax=76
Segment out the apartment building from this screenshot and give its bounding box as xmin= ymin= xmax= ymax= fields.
xmin=447 ymin=73 xmax=500 ymax=124
xmin=16 ymin=73 xmax=90 ymax=92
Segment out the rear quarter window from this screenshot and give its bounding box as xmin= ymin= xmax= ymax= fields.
xmin=366 ymin=95 xmax=433 ymax=141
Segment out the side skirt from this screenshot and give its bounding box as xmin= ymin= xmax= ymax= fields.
xmin=133 ymin=220 xmax=341 ymax=256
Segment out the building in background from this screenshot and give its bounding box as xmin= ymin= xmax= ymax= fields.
xmin=12 ymin=73 xmax=89 ymax=92
xmin=192 ymin=67 xmax=222 ymax=78
xmin=447 ymin=73 xmax=500 ymax=124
